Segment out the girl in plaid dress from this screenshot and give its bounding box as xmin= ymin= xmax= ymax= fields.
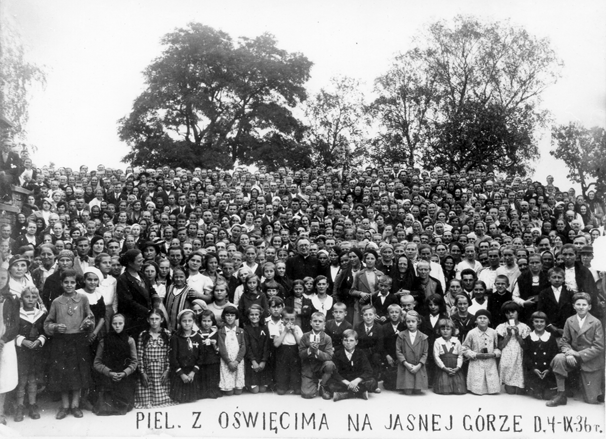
xmin=134 ymin=310 xmax=174 ymax=409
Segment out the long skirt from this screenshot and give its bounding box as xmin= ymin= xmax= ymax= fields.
xmin=0 ymin=340 xmax=18 ymax=393
xmin=48 ymin=333 xmax=92 ymax=392
xmin=199 ymin=363 xmax=221 ymax=399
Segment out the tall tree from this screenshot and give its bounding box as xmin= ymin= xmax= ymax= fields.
xmin=303 ymin=76 xmax=369 ymax=168
xmin=550 ymin=122 xmax=606 ymax=195
xmin=119 ymin=23 xmax=312 ymax=169
xmin=369 ymin=49 xmax=437 ymax=169
xmin=0 ymin=1 xmax=46 ymax=147
xmin=370 ymin=16 xmax=561 ymax=174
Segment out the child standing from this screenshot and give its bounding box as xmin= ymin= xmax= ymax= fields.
xmin=420 ymin=294 xmax=449 ymax=387
xmin=496 ymin=301 xmax=530 ymax=394
xmin=433 ymin=318 xmax=466 ymax=395
xmin=285 ymin=280 xmax=311 ymax=331
xmin=372 ymin=276 xmax=398 ymax=322
xmin=273 ymin=308 xmax=303 ymax=395
xmin=325 ymin=302 xmax=353 ymax=353
xmin=547 ymin=293 xmax=604 ymax=406
xmin=299 ymin=312 xmax=335 ymax=399
xmin=93 ymin=314 xmax=137 ymax=415
xmin=488 ymin=275 xmax=513 ymax=327
xmin=396 ymin=310 xmax=429 ymax=395
xmin=523 ymin=311 xmax=559 ymax=401
xmin=243 ymin=304 xmax=271 ymax=393
xmin=355 ymin=305 xmax=384 ymax=391
xmin=198 ymin=310 xmax=221 ymax=399
xmin=169 ymin=309 xmax=203 ymax=403
xmin=207 ymin=281 xmax=234 ymax=328
xmin=44 ymin=268 xmax=95 ymax=419
xmin=135 ymin=309 xmax=174 ymax=409
xmin=463 ymin=309 xmax=501 ymax=395
xmin=164 ymin=268 xmax=197 ymax=332
xmin=382 ymin=304 xmax=406 ymax=391
xmin=237 ymin=274 xmax=268 ymax=327
xmin=14 ymin=286 xmax=46 ymax=422
xmin=218 ymin=306 xmax=246 ymax=396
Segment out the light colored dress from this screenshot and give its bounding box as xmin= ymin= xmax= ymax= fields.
xmin=496 ymin=321 xmax=530 ymax=388
xmin=463 ymin=327 xmax=501 ymax=395
xmin=219 ymin=327 xmax=245 ymax=391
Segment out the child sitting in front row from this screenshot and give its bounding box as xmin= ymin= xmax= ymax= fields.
xmin=328 ymin=329 xmax=377 ymax=401
xmin=432 ymin=318 xmax=466 ymax=395
xmin=463 ymin=309 xmax=501 ymax=395
xmin=14 ymin=286 xmax=47 ymax=422
xmin=325 ymin=302 xmax=353 ymax=353
xmin=546 ymin=292 xmax=604 ymax=407
xmin=396 ymin=310 xmax=428 ymax=395
xmin=298 ymin=312 xmax=335 ymax=399
xmin=273 ymin=307 xmax=303 ymax=395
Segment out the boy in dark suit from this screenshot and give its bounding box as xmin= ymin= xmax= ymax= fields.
xmin=324 ymin=302 xmax=352 ymax=353
xmin=372 ymin=276 xmax=399 ymax=323
xmin=328 ymin=329 xmax=377 ymax=401
xmin=546 ymin=293 xmax=604 ymax=406
xmin=537 ymin=267 xmax=574 ymax=337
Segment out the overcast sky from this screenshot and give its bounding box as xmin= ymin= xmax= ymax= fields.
xmin=6 ymin=0 xmax=606 ymax=189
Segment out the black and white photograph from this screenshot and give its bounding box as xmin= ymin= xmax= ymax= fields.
xmin=0 ymin=1 xmax=604 ymax=438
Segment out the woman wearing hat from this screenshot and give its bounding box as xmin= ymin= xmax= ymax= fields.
xmin=2 ymin=256 xmax=35 ymax=300
xmin=116 ymin=249 xmax=161 ymax=336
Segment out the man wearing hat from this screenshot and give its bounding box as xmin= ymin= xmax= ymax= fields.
xmin=579 ymin=245 xmax=599 ymax=283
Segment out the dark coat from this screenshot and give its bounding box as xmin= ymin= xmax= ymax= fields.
xmin=537 ymin=286 xmax=574 ymax=332
xmin=117 ymin=271 xmax=160 ymax=335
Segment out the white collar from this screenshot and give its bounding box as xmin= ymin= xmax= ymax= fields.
xmin=310 ymin=294 xmax=333 ymax=313
xmin=529 ymin=331 xmax=551 ymax=342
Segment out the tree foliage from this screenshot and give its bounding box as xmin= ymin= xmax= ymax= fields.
xmin=550 ymin=122 xmax=606 ymax=195
xmin=0 ymin=3 xmax=46 ymax=147
xmin=119 ymin=23 xmax=312 ymax=169
xmin=370 ymin=16 xmax=561 ymax=175
xmin=303 ymin=76 xmax=369 ymax=168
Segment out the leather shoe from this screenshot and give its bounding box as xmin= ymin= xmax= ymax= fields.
xmin=56 ymin=408 xmax=70 ymax=420
xmin=546 ymin=392 xmax=567 ymax=407
xmin=29 ymin=404 xmax=41 ymax=420
xmin=358 ymin=391 xmax=369 ymax=400
xmin=14 ymin=405 xmax=25 ymax=422
xmin=319 ymin=385 xmax=332 ymax=400
xmin=71 ymin=407 xmax=83 ymax=418
xmin=333 ymin=392 xmax=349 ymax=402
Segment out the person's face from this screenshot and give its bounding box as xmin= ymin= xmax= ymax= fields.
xmin=249 ymin=309 xmax=261 ymax=325
xmin=342 ymin=335 xmax=358 ymax=353
xmin=561 ymin=248 xmax=576 ymax=267
xmin=532 ymin=318 xmax=546 ymax=333
xmin=62 ymin=275 xmax=77 ymax=294
xmin=476 ymin=315 xmax=489 ymax=330
xmin=143 ymin=264 xmax=157 ymax=280
xmin=21 ymin=290 xmax=39 ymax=310
xmin=494 ymin=278 xmax=508 ymax=292
xmin=180 ymin=313 xmax=195 ymax=332
xmin=428 ymin=301 xmax=440 ymax=315
xmin=417 ymin=264 xmax=430 ymax=278
xmin=332 ymin=307 xmax=346 ymax=322
xmin=439 ymin=325 xmax=453 ymax=339
xmin=364 ymin=253 xmax=376 ymax=268
xmin=573 ymin=298 xmax=591 ymax=318
xmin=310 ymin=315 xmax=325 ymax=332
xmin=173 ymin=271 xmax=186 ymax=287
xmin=405 ymin=316 xmax=418 ymax=331
xmin=84 ymin=273 xmax=99 ymax=291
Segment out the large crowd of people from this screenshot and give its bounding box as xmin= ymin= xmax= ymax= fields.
xmin=0 ymin=153 xmax=605 ymax=425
